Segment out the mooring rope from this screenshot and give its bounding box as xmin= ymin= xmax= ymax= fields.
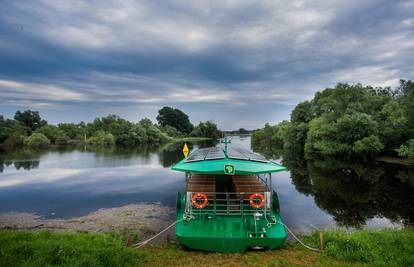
xmin=134 ymin=218 xmax=321 ymax=252
xmin=276 ymin=220 xmax=321 ymax=252
xmin=133 ymin=219 xmax=183 ymax=248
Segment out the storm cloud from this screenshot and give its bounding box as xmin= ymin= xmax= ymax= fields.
xmin=1 ymin=0 xmax=413 ymax=129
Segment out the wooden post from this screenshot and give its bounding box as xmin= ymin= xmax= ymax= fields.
xmin=125 ymin=235 xmax=134 ymax=247
xmin=319 ymin=232 xmax=324 ymax=251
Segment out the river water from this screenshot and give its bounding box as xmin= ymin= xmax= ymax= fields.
xmin=0 ymin=136 xmax=413 ymax=232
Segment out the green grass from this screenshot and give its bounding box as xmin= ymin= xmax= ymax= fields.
xmin=0 ymin=228 xmax=413 ymax=266
xmin=304 ymin=228 xmax=414 ymax=267
xmin=0 ymin=231 xmax=140 ymax=267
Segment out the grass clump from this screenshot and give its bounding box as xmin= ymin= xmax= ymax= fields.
xmin=0 ymin=231 xmax=140 ymax=267
xmin=304 ymin=228 xmax=414 ymax=266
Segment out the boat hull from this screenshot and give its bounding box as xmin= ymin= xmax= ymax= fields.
xmin=176 ymin=209 xmax=287 ymax=253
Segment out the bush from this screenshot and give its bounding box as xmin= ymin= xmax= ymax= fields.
xmin=162 ymin=125 xmax=180 ymax=137
xmin=116 ymin=125 xmax=148 ymax=146
xmin=88 ymin=131 xmax=115 ymax=146
xmin=55 ymin=131 xmax=70 ymax=145
xmin=190 ymin=121 xmax=221 ymax=140
xmin=4 ymin=131 xmax=26 ymax=146
xmin=146 ymin=125 xmax=170 ymax=144
xmin=397 ymin=139 xmax=414 ymax=165
xmin=24 ymin=133 xmax=50 ymax=147
xmin=35 ymin=125 xmax=60 ymax=143
xmin=305 ymin=113 xmax=383 ymax=156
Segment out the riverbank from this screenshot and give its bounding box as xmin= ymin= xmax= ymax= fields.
xmin=171 ymin=137 xmax=211 ymax=142
xmin=0 ymin=136 xmax=212 ymax=149
xmin=0 ymin=228 xmax=413 ymax=266
xmin=0 ymin=204 xmax=175 ymax=246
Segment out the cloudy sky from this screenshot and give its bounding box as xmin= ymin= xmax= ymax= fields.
xmin=0 ymin=0 xmax=413 ymax=130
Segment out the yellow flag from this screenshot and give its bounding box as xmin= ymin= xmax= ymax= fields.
xmin=183 ymin=143 xmax=189 ymax=159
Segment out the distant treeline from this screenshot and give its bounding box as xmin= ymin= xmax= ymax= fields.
xmin=222 ymin=128 xmax=254 ymax=135
xmin=252 ymin=80 xmax=414 ymax=165
xmin=0 ymin=107 xmax=221 ymax=148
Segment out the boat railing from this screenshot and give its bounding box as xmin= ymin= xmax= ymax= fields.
xmin=185 ymin=191 xmax=272 ymax=217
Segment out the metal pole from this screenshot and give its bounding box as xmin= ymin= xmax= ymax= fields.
xmin=269 ymin=173 xmax=272 ymax=191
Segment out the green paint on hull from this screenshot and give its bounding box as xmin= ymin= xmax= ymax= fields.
xmin=176 ymin=203 xmax=287 ymax=253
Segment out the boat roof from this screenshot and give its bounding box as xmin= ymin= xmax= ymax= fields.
xmin=171 ymin=146 xmax=286 ymax=175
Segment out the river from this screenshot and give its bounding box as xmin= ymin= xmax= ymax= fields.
xmin=0 ymin=136 xmax=412 ymax=232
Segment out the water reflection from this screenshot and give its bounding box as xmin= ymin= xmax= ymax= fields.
xmin=0 ymin=148 xmax=43 ymax=172
xmin=0 ymin=140 xmax=215 ymax=218
xmin=267 ymin=147 xmax=414 ymax=228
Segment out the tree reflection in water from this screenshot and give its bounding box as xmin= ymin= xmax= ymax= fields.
xmin=254 ymin=146 xmax=414 ymax=228
xmin=293 ymin=158 xmax=413 ymax=227
xmin=0 ymin=139 xmax=217 ymax=173
xmin=0 ymin=148 xmax=42 ymax=172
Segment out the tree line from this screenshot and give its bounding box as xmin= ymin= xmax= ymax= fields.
xmin=0 ymin=107 xmax=221 ymax=148
xmin=252 ymin=80 xmax=414 ymax=165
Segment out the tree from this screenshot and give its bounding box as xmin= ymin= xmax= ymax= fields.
xmin=35 ymin=125 xmax=60 ymax=143
xmin=252 ymin=81 xmax=413 ymax=159
xmin=55 ymin=131 xmax=70 ymax=145
xmin=116 ymin=125 xmax=147 ymax=146
xmin=87 ymin=131 xmax=115 ymax=146
xmin=138 ymin=118 xmax=153 ymax=129
xmin=397 ymin=80 xmax=414 ymax=138
xmin=397 ymin=139 xmax=414 ymax=165
xmin=24 ymin=133 xmax=50 ymax=147
xmin=378 ymin=100 xmax=409 ymax=150
xmin=191 ymin=121 xmax=221 ymax=140
xmin=0 ymin=116 xmax=7 ymax=142
xmin=58 ymin=123 xmax=83 ymax=140
xmin=146 ymin=125 xmax=170 ymax=144
xmin=291 ymin=101 xmax=314 ymax=124
xmin=162 ymin=125 xmax=180 ymax=137
xmin=305 ymin=113 xmax=383 ymax=156
xmin=14 ymin=110 xmax=47 ymax=131
xmin=4 ymin=130 xmax=26 ymax=146
xmin=156 ymin=107 xmax=193 ymax=134
xmin=0 ymin=114 xmax=30 ymax=145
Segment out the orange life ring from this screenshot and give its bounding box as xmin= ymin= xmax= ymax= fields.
xmin=192 ymin=193 xmax=208 ymax=209
xmin=249 ymin=193 xmax=265 ymax=209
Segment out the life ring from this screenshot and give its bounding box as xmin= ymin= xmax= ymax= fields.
xmin=192 ymin=193 xmax=208 ymax=209
xmin=249 ymin=193 xmax=265 ymax=209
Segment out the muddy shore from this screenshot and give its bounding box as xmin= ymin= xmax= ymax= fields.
xmin=0 ymin=204 xmax=176 ymax=244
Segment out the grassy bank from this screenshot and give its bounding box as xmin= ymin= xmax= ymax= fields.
xmin=0 ymin=228 xmax=413 ymax=266
xmin=172 ymin=137 xmax=211 ymax=142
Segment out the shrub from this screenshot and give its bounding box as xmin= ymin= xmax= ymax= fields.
xmin=397 ymin=139 xmax=414 ymax=165
xmin=163 ymin=125 xmax=180 ymax=137
xmin=24 ymin=133 xmax=50 ymax=147
xmin=35 ymin=125 xmax=60 ymax=143
xmin=55 ymin=131 xmax=70 ymax=145
xmin=88 ymin=131 xmax=115 ymax=146
xmin=4 ymin=131 xmax=26 ymax=146
xmin=146 ymin=125 xmax=170 ymax=144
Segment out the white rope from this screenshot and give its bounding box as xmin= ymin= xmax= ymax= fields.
xmin=134 ymin=218 xmax=321 ymax=252
xmin=133 ymin=219 xmax=183 ymax=248
xmin=277 ymin=220 xmax=321 ymax=252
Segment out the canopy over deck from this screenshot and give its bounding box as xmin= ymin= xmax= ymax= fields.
xmin=171 ymin=146 xmax=286 ymax=175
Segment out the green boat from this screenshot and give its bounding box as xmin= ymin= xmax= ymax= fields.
xmin=171 ymin=139 xmax=288 ymax=253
